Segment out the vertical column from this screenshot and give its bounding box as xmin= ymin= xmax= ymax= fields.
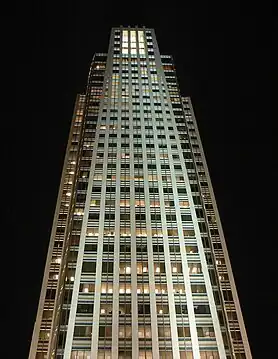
xmin=129 ymin=29 xmax=139 ymax=359
xmin=111 ymin=28 xmax=121 ymax=358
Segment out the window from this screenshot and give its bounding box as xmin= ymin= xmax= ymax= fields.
xmin=175 ymin=304 xmax=188 ymax=314
xmin=197 ymin=327 xmax=215 ymax=337
xmin=194 ymin=305 xmax=210 ymax=314
xmin=138 ymin=304 xmax=150 ymax=314
xmin=74 ymin=325 xmax=92 ymax=337
xmin=77 ymin=303 xmax=93 ymax=314
xmin=179 ymin=201 xmax=189 ymax=208
xmin=99 ymin=326 xmax=112 ymax=337
xmin=188 ymin=263 xmax=202 ymax=274
xmin=102 ymin=262 xmax=113 ymax=273
xmin=82 ymin=262 xmax=96 ymax=273
xmin=177 ymin=326 xmax=190 ymax=337
xmin=158 ymin=326 xmax=171 ymax=338
xmin=186 ymin=245 xmax=198 ymax=254
xmin=191 ymin=284 xmax=206 ymax=293
xmin=71 ymin=351 xmax=92 ymax=359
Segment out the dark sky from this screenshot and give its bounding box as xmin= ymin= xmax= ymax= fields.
xmin=6 ymin=2 xmax=275 ymax=358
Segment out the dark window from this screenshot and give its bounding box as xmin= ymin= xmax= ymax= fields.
xmin=46 ymin=289 xmax=56 ymax=300
xmin=82 ymin=262 xmax=96 ymax=273
xmin=177 ymin=188 xmax=186 ymax=194
xmin=77 ymin=304 xmax=93 ymax=314
xmin=105 ymin=213 xmax=115 ymax=220
xmin=196 ymin=209 xmax=204 ymax=218
xmin=121 ymin=213 xmax=130 ymax=220
xmin=151 ymin=214 xmax=161 ymax=221
xmin=181 ymin=215 xmax=192 ymax=221
xmin=138 ymin=304 xmax=150 ymax=314
xmin=103 ymin=244 xmax=114 ymax=252
xmin=102 ymin=262 xmax=113 ymax=273
xmin=136 ymin=213 xmax=146 ymax=221
xmin=121 ymin=187 xmax=130 ymax=193
xmin=163 ymin=188 xmax=173 ymax=193
xmin=198 ymin=222 xmax=207 ymax=233
xmin=194 ymin=305 xmax=210 ymax=314
xmin=190 ymin=184 xmax=199 ymax=192
xmin=106 ymin=187 xmax=116 ymax=193
xmin=193 ymin=196 xmax=201 ymax=205
xmin=166 ymin=214 xmax=176 ymax=221
xmin=89 ymin=213 xmax=99 ymax=220
xmin=175 ymin=304 xmax=188 ymax=314
xmin=92 ymin=187 xmax=101 ymax=193
xmin=153 ymin=245 xmax=164 ymax=253
xmin=85 ymin=244 xmax=97 ymax=252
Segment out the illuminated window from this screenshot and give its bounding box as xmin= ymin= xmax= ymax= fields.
xmin=188 ymin=263 xmax=202 ymax=274
xmin=119 ymin=263 xmax=131 ymax=274
xmin=135 ymin=200 xmax=145 ymax=207
xmin=90 ymin=199 xmax=100 ymax=206
xmin=86 ymin=228 xmax=99 ymax=236
xmin=137 ymin=262 xmax=148 ymax=274
xmin=179 ymin=201 xmax=189 ymax=208
xmin=136 ymin=228 xmax=147 ymax=237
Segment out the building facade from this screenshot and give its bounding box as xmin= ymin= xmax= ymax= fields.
xmin=29 ymin=27 xmax=252 ymax=359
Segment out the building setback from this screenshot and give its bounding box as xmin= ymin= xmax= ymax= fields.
xmin=29 ymin=27 xmax=252 ymax=359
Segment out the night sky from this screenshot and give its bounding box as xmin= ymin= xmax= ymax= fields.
xmin=6 ymin=2 xmax=275 ymax=358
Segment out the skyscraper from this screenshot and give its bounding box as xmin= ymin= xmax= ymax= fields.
xmin=29 ymin=27 xmax=252 ymax=359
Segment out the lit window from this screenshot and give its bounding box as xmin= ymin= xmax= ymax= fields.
xmin=180 ymin=201 xmax=189 ymax=208
xmin=74 ymin=209 xmax=84 ymax=216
